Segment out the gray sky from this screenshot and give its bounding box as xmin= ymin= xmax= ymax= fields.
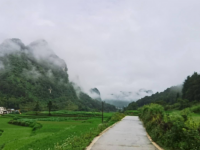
xmin=0 ymin=0 xmax=200 ymax=101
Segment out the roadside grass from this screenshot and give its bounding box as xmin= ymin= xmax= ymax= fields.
xmin=0 ymin=111 xmax=120 ymax=150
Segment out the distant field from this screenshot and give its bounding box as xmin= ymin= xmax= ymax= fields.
xmin=0 ymin=111 xmax=116 ymax=150
xmin=165 ymin=110 xmax=200 ymax=123
xmin=125 ymin=110 xmax=139 ymax=116
xmin=190 ymin=113 xmax=200 ymax=123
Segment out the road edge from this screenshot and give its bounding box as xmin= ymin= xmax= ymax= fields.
xmin=86 ymin=117 xmax=124 ymax=150
xmin=138 ymin=116 xmax=164 ymax=150
xmin=146 ymin=130 xmax=164 ymax=150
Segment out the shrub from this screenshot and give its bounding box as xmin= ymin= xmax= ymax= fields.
xmin=98 ymin=123 xmax=109 ymax=132
xmin=139 ymin=104 xmax=200 ymax=150
xmin=32 ymin=123 xmax=43 ymax=131
xmin=8 ymin=119 xmax=42 ymax=131
xmin=110 ymin=112 xmax=125 ymax=122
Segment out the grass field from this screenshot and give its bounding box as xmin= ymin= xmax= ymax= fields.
xmin=0 ymin=111 xmax=119 ymax=150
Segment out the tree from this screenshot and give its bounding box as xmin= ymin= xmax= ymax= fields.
xmin=126 ymin=102 xmax=138 ymax=110
xmin=34 ymin=101 xmax=41 ymax=115
xmin=47 ymin=101 xmax=52 ymax=116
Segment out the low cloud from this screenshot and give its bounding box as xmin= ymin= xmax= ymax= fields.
xmin=0 ymin=61 xmax=4 ymax=70
xmin=22 ymin=66 xmax=42 ymax=80
xmin=106 ymin=88 xmax=153 ymax=102
xmin=0 ymin=39 xmax=24 ymax=56
xmin=0 ymin=1 xmax=200 ymax=102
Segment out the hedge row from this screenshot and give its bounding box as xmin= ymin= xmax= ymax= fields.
xmin=8 ymin=119 xmax=42 ymax=131
xmin=139 ymin=104 xmax=200 ymax=150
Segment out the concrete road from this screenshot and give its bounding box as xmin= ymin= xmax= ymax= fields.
xmin=90 ymin=116 xmax=157 ymax=150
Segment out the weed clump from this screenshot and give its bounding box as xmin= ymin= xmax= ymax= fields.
xmin=110 ymin=112 xmax=125 ymax=122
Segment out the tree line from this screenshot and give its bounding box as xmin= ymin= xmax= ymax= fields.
xmin=126 ymin=72 xmax=200 ymax=110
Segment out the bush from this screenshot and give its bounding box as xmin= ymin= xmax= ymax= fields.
xmin=8 ymin=119 xmax=42 ymax=131
xmin=139 ymin=104 xmax=200 ymax=150
xmin=110 ymin=112 xmax=125 ymax=122
xmin=32 ymin=123 xmax=43 ymax=131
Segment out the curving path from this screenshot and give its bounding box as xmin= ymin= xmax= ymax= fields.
xmin=90 ymin=116 xmax=157 ymax=150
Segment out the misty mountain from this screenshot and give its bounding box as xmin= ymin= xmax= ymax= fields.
xmin=0 ymin=38 xmax=116 ymax=111
xmin=104 ymin=88 xmax=153 ymax=108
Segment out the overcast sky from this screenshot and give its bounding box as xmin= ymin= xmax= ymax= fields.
xmin=0 ymin=0 xmax=200 ymax=101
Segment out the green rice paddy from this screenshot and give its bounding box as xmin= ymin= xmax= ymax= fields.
xmin=0 ymin=111 xmax=115 ymax=150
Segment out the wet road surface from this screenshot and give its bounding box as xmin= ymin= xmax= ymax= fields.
xmin=91 ymin=116 xmax=156 ymax=150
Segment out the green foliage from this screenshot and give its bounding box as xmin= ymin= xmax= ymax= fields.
xmin=139 ymin=104 xmax=200 ymax=150
xmin=34 ymin=101 xmax=41 ymax=115
xmin=190 ymin=104 xmax=200 ymax=113
xmin=182 ymin=72 xmax=200 ymax=102
xmin=110 ymin=112 xmax=125 ymax=122
xmin=0 ymin=129 xmax=3 ymax=136
xmin=125 ymin=101 xmax=138 ymax=110
xmin=8 ymin=119 xmax=42 ymax=131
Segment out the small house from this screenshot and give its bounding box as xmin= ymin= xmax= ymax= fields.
xmin=0 ymin=107 xmax=6 ymax=114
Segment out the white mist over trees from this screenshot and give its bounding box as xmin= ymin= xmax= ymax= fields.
xmin=0 ymin=38 xmax=116 ymax=111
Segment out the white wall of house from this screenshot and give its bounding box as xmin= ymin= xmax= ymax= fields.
xmin=0 ymin=107 xmax=6 ymax=114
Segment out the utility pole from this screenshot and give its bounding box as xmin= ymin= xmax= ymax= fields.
xmin=102 ymin=101 xmax=104 ymax=123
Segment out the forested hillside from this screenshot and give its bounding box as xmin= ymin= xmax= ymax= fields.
xmin=136 ymin=85 xmax=182 ymax=107
xmin=182 ymin=72 xmax=200 ymax=102
xmin=127 ymin=72 xmax=200 ymax=110
xmin=126 ymin=85 xmax=182 ymax=110
xmin=0 ymin=39 xmax=116 ymax=112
